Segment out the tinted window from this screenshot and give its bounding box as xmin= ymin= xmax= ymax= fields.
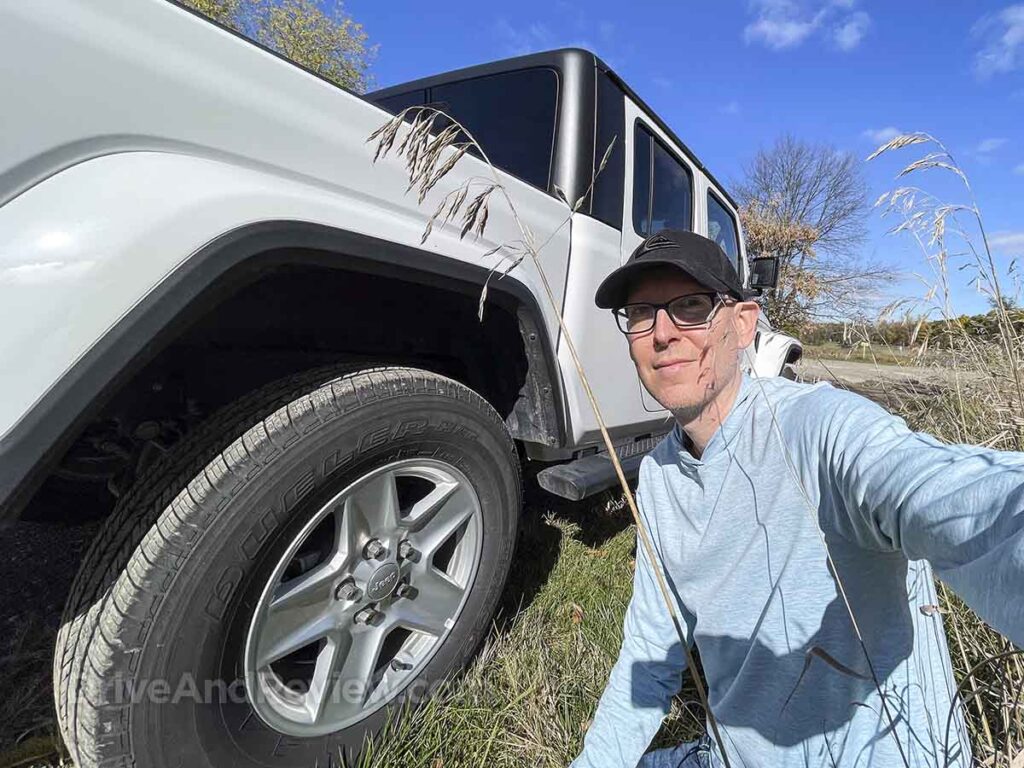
xmin=633 ymin=124 xmax=693 ymax=236
xmin=430 ymin=69 xmax=558 ymax=190
xmin=707 ymin=192 xmax=740 ymax=268
xmin=374 ymin=89 xmax=427 ymax=116
xmin=650 ymin=138 xmax=692 ymax=233
xmin=591 ymin=72 xmax=625 ymax=228
xmin=632 ymin=125 xmax=652 ymax=235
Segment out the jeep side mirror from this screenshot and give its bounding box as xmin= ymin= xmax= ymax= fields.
xmin=748 ymin=257 xmax=780 ymax=292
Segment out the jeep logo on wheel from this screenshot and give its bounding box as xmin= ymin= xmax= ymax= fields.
xmin=366 ymin=563 xmax=400 ymax=600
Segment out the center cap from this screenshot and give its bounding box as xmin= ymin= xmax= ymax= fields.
xmin=365 ymin=562 xmax=401 ymax=600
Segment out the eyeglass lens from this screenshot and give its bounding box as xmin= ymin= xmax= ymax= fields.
xmin=618 ymin=294 xmax=716 ymax=334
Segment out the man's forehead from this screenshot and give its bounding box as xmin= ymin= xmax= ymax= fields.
xmin=625 ymin=267 xmax=708 ymax=302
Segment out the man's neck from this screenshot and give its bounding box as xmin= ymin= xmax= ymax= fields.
xmin=677 ymin=373 xmax=743 ymax=459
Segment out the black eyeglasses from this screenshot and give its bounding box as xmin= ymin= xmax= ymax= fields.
xmin=612 ymin=292 xmax=725 ymax=335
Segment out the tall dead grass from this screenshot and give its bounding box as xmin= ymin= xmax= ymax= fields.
xmin=869 ymin=133 xmax=1024 ymax=766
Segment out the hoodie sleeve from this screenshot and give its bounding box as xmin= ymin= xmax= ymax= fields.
xmin=817 ymin=387 xmax=1024 ymax=647
xmin=571 ymin=488 xmax=694 ymax=768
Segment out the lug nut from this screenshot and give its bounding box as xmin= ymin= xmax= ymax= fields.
xmin=390 ymin=658 xmax=413 ymax=672
xmin=398 ymin=540 xmax=420 ymax=562
xmin=363 ymin=538 xmax=386 ymax=560
xmin=334 ymin=579 xmax=361 ymax=601
xmin=395 ymin=582 xmax=417 ymax=599
xmin=354 ymin=606 xmax=383 ymax=626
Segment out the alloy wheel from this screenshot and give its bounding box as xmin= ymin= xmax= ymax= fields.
xmin=243 ymin=459 xmax=483 ymax=737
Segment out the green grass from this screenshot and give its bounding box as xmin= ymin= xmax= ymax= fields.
xmin=355 ymin=484 xmax=703 ymax=768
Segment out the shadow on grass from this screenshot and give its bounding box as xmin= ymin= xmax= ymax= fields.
xmin=494 ymin=464 xmax=635 ymax=631
xmin=0 ymin=520 xmax=97 ymax=766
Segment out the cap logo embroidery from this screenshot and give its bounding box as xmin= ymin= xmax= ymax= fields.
xmin=641 ymin=234 xmax=675 ymax=253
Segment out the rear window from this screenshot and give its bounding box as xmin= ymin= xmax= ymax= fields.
xmin=707 ymin=192 xmax=740 ymax=269
xmin=429 ymin=69 xmax=558 ymax=190
xmin=631 ymin=127 xmax=652 ymax=235
xmin=372 ymin=72 xmax=558 ymax=190
xmin=632 ymin=123 xmax=693 ymax=236
xmin=591 ymin=72 xmax=625 ymax=229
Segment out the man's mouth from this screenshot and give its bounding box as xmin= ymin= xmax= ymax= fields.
xmin=653 ymin=359 xmax=697 ymax=371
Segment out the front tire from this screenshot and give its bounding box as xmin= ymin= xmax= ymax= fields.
xmin=55 ymin=366 xmax=521 ymax=768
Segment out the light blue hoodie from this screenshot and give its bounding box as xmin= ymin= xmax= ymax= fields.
xmin=572 ymin=375 xmax=1024 ymax=767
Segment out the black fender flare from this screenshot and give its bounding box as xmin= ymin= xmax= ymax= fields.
xmin=0 ymin=221 xmax=566 ymax=521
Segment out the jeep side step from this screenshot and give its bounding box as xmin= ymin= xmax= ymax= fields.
xmin=536 ymin=433 xmax=668 ymax=501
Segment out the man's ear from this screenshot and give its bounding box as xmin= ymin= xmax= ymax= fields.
xmin=731 ymin=301 xmax=760 ymax=348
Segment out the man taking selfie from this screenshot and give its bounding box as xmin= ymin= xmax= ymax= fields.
xmin=571 ymin=230 xmax=1024 ymax=768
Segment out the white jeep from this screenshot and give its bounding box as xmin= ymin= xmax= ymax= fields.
xmin=0 ymin=2 xmax=801 ymax=765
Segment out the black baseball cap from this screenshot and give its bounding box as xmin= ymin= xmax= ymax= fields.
xmin=594 ymin=229 xmax=752 ymax=309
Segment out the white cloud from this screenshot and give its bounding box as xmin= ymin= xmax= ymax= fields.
xmin=744 ymin=16 xmax=817 ymax=49
xmin=721 ymin=100 xmax=741 ymax=115
xmin=976 ymin=137 xmax=1008 ymax=153
xmin=990 ymin=231 xmax=1024 ymax=255
xmin=862 ymin=126 xmax=903 ymax=144
xmin=494 ymin=18 xmax=553 ymax=55
xmin=833 ymin=11 xmax=870 ymax=51
xmin=1015 ymin=163 xmax=1024 ymax=174
xmin=743 ymin=0 xmax=870 ymax=51
xmin=968 ymin=137 xmax=1008 ymax=166
xmin=493 ymin=7 xmax=629 ymax=65
xmin=973 ymin=4 xmax=1024 ymax=78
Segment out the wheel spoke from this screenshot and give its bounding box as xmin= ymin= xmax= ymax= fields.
xmin=256 ymin=602 xmax=335 ymax=669
xmin=270 ymin=556 xmax=343 ymax=614
xmin=343 ymin=470 xmax=401 ymax=536
xmin=390 ymin=568 xmax=465 ymax=636
xmin=320 ymin=627 xmax=387 ymax=714
xmin=414 ymin=486 xmax=475 ymax=559
xmin=335 ymin=497 xmax=369 ymax=561
xmin=306 ymin=630 xmax=345 ymax=722
xmin=405 ymin=479 xmax=460 ymax=530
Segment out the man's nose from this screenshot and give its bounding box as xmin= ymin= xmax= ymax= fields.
xmin=651 ymin=308 xmax=680 ymax=347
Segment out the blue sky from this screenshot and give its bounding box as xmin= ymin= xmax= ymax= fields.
xmin=347 ymin=0 xmax=1023 ymax=317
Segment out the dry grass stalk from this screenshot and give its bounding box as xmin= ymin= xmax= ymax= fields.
xmin=368 ymin=105 xmax=731 ymax=765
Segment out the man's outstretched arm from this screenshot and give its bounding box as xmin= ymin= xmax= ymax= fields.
xmin=571 ymin=493 xmax=693 ymax=768
xmin=818 ymin=388 xmax=1024 ymax=646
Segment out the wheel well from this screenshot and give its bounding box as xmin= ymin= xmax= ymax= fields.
xmin=21 ymin=253 xmax=557 ymax=526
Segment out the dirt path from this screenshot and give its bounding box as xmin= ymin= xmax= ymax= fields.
xmin=796 ymin=356 xmax=963 ymax=387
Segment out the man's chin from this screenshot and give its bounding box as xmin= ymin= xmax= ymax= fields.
xmin=644 ymin=386 xmax=702 ymax=415
xmin=644 ymin=375 xmax=721 ymax=418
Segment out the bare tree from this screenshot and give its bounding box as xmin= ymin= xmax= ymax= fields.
xmin=735 ymin=135 xmax=892 ymax=332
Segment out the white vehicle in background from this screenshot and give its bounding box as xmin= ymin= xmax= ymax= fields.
xmin=0 ymin=1 xmax=801 ymax=766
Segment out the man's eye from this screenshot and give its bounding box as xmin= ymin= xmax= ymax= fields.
xmin=676 ymin=297 xmax=706 ymax=310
